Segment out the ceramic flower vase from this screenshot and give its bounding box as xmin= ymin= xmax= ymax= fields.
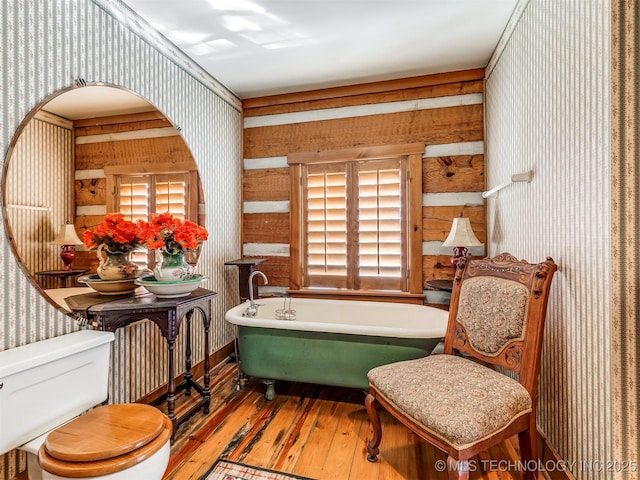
xmin=96 ymin=244 xmax=139 ymax=280
xmin=153 ymin=249 xmax=194 ymax=282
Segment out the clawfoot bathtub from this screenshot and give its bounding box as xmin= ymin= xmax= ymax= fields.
xmin=225 ymin=297 xmax=448 ymax=399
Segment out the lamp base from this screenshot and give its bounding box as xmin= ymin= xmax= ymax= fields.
xmin=60 ymin=245 xmax=76 ymax=271
xmin=450 ymin=246 xmax=468 ymax=268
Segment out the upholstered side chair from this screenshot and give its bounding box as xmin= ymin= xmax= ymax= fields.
xmin=365 ymin=253 xmax=557 ymax=480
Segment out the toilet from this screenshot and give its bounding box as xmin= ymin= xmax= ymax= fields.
xmin=0 ymin=330 xmax=172 ymax=480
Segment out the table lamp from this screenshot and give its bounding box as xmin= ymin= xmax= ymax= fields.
xmin=52 ymin=224 xmax=84 ymax=270
xmin=441 ymin=214 xmax=482 ymax=268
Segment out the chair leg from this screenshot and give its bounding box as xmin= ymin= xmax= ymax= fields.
xmin=518 ymin=425 xmax=538 ymax=480
xmin=447 ymin=457 xmax=470 ymax=480
xmin=365 ymin=392 xmax=382 ymax=462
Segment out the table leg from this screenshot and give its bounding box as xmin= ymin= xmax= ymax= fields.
xmin=184 ymin=314 xmax=193 ymax=396
xmin=203 ymin=311 xmax=211 ymax=414
xmin=166 ymin=338 xmax=177 ymax=439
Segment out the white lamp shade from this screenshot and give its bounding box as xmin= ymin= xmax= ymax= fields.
xmin=52 ymin=224 xmax=83 ymax=245
xmin=441 ymin=217 xmax=483 ymax=248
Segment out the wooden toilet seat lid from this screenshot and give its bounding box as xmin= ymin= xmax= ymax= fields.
xmin=44 ymin=404 xmax=166 ymax=462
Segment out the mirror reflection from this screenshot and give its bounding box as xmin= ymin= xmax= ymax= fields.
xmin=3 ymin=84 xmax=205 ymax=308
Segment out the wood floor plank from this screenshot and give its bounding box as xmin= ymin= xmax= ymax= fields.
xmin=162 ymin=360 xmax=530 ymax=480
xmin=272 ymin=385 xmax=330 ymax=473
xmin=240 ymin=383 xmax=318 ymax=467
xmin=345 ymin=407 xmax=380 ymax=480
xmin=316 ymin=397 xmax=364 ymax=479
xmin=290 ymin=397 xmax=344 ymax=478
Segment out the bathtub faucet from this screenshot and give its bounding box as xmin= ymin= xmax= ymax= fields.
xmin=243 ymin=271 xmax=268 ymax=317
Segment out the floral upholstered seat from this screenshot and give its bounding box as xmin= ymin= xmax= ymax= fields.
xmin=368 ymin=354 xmax=531 ymax=450
xmin=365 ymin=253 xmax=557 ymax=480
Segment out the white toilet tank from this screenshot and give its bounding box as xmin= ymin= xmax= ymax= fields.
xmin=0 ymin=330 xmax=115 ymax=455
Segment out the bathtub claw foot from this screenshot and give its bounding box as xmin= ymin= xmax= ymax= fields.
xmin=367 ymin=454 xmax=378 ymax=463
xmin=263 ymin=379 xmax=275 ymax=400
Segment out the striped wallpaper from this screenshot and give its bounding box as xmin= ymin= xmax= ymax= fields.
xmin=5 ymin=114 xmax=75 ymax=290
xmin=0 ymin=0 xmax=242 ymax=478
xmin=485 ymin=1 xmax=612 ymax=479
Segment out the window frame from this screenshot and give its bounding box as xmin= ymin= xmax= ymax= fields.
xmin=288 ymin=143 xmax=424 ymax=301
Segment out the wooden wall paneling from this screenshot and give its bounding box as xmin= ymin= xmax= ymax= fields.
xmin=243 ymin=70 xmax=486 ymax=299
xmin=105 ymin=173 xmax=116 ymax=213
xmin=248 ymin=256 xmax=290 ymax=288
xmin=75 ymin=137 xmax=191 ymax=169
xmin=74 ymin=118 xmax=172 ymax=136
xmin=75 ymin=178 xmax=106 ymax=205
xmin=243 ymin=169 xmax=290 ymax=201
xmin=73 ymin=111 xmax=167 ymax=129
xmin=74 ymin=250 xmax=100 ymax=273
xmin=75 ymin=214 xmax=108 ymax=273
xmin=242 ymin=68 xmax=485 ymax=111
xmin=243 ymin=213 xmax=290 ymax=244
xmin=244 ymin=79 xmax=484 ymax=117
xmin=188 ymin=170 xmax=199 ymax=222
xmin=422 ymin=205 xmax=486 ymax=243
xmin=75 ymin=214 xmax=107 ymax=233
xmin=422 ymin=154 xmax=484 ymax=193
xmin=289 ymin=164 xmax=302 ymax=290
xmin=243 ymin=104 xmax=483 ymax=159
xmin=408 ymin=152 xmax=424 ymax=295
xmin=422 ymin=254 xmax=457 ymax=282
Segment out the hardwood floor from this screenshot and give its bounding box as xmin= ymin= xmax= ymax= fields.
xmin=163 ymin=358 xmax=528 ymax=480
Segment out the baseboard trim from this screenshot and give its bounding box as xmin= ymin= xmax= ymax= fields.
xmin=540 ymin=430 xmax=576 ymax=480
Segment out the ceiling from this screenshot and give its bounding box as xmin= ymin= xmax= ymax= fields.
xmin=43 ymin=86 xmax=157 ymax=120
xmin=40 ymin=1 xmax=518 ymax=120
xmin=122 ymin=0 xmax=519 ymax=99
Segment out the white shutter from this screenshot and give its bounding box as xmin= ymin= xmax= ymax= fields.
xmin=305 ymin=166 xmax=347 ymax=280
xmin=357 ymin=160 xmax=403 ymax=282
xmin=155 ymin=174 xmax=188 ymax=219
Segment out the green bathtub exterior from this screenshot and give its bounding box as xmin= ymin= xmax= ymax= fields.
xmin=237 ymin=325 xmax=440 ymax=398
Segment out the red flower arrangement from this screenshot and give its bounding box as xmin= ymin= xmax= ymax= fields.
xmin=138 ymin=212 xmax=208 ymax=254
xmin=83 ymin=213 xmax=144 ymax=253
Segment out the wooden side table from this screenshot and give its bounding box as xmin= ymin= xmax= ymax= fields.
xmin=224 ymin=258 xmax=268 ymax=301
xmin=425 ymin=279 xmax=454 ymax=292
xmin=65 ymin=288 xmax=217 ymax=441
xmin=35 ymin=269 xmax=88 ymax=288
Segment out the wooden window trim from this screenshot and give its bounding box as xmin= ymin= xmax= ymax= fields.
xmin=104 ymin=161 xmax=197 ymax=176
xmin=289 ymin=143 xmax=424 ymax=300
xmin=288 ymin=143 xmax=425 ymax=166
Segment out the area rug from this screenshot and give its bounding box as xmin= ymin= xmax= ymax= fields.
xmin=200 ymin=459 xmax=315 ymax=480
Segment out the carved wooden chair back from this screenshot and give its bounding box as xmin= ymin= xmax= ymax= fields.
xmin=444 ymin=252 xmax=557 ymax=397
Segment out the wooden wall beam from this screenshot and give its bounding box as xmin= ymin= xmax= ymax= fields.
xmin=423 ymin=154 xmax=484 ymax=193
xmin=422 ymin=205 xmax=486 ymax=243
xmin=244 ymin=104 xmax=483 ymax=158
xmin=243 ymin=169 xmax=290 ymax=202
xmin=243 ymin=213 xmax=290 ymax=244
xmin=243 ymin=68 xmax=485 ymax=109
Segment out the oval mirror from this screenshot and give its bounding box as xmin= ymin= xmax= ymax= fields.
xmin=2 ymin=84 xmax=205 ymax=312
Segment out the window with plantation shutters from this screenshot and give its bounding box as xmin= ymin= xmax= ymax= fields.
xmin=117 ymin=173 xmax=190 ymax=222
xmin=289 ymin=144 xmax=424 ymax=298
xmin=106 ymin=166 xmax=198 ymax=268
